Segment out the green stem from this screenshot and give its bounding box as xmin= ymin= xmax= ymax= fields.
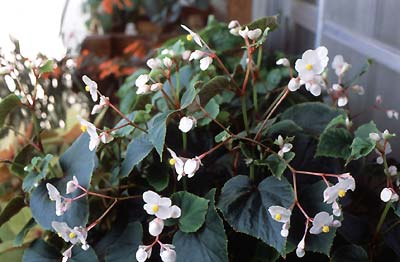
xmin=257 ymin=46 xmax=263 ymax=69
xmin=241 ymin=96 xmax=250 ymax=135
xmin=182 ymin=176 xmax=188 ymax=191
xmin=182 ymin=132 xmax=187 ymax=151
xmin=176 ymin=70 xmax=180 ymax=100
xmin=252 ymin=83 xmax=258 ymax=113
xmin=249 ymin=164 xmax=255 ymax=181
xmin=374 ymin=202 xmax=391 ymax=238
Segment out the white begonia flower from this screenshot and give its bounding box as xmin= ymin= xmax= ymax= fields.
xmin=66 ymin=176 xmax=79 ymax=194
xmin=247 ymin=28 xmax=262 ymax=40
xmin=369 ymin=132 xmax=381 ymax=142
xmin=137 ymin=85 xmax=151 ymax=95
xmin=351 ymin=85 xmax=365 ymax=95
xmin=78 ymin=116 xmax=100 ymax=151
xmin=295 ymin=46 xmax=328 ymax=82
xmin=136 ymin=74 xmax=150 ymax=88
xmin=296 ymin=239 xmax=306 ymax=258
xmin=268 ymin=206 xmax=291 ymax=237
xmin=160 ymin=244 xmax=176 ymax=262
xmin=169 ymin=205 xmax=182 ymax=219
xmin=82 ymin=75 xmax=98 ymax=102
xmin=276 ymin=135 xmax=293 ymax=157
xmin=178 ymin=116 xmax=196 ymax=133
xmin=91 ymin=96 xmax=109 ymax=115
xmin=150 ymin=83 xmax=163 ymax=92
xmin=276 ymin=58 xmax=290 ymax=67
xmin=337 ymin=96 xmax=348 ymax=107
xmin=146 ymin=58 xmax=162 ymax=69
xmin=182 ymin=50 xmax=191 ymax=60
xmin=238 ymin=26 xmax=249 ymax=39
xmin=189 ymin=50 xmax=204 ymax=61
xmin=62 ymin=246 xmax=73 ymax=262
xmin=143 ymin=191 xmax=173 ymax=219
xmin=161 ymin=49 xmax=175 ymax=56
xmin=46 ymin=183 xmax=71 ymax=216
xmin=332 ymin=84 xmax=348 ymax=107
xmin=304 ymin=75 xmax=325 ymax=96
xmin=323 ymin=175 xmax=355 ymax=204
xmin=100 ymin=132 xmax=114 ymax=144
xmin=52 ymin=221 xmax=89 ymax=250
xmin=181 ymin=24 xmax=203 ymax=47
xmin=167 ymin=148 xmax=201 ymax=180
xmin=288 ymin=78 xmax=301 ymax=92
xmin=199 ymin=56 xmax=213 ymax=71
xmin=389 ymin=165 xmax=398 ymax=176
xmin=163 ymin=57 xmax=173 ymax=68
xmin=332 ymin=55 xmax=350 ymax=76
xmin=149 ymin=218 xmax=164 ymax=237
xmin=387 ymin=110 xmax=399 ymax=120
xmin=332 ymin=201 xmax=341 ymax=217
xmin=228 ymin=20 xmax=240 ymax=36
xmin=380 ymin=188 xmax=399 ymax=203
xmin=136 ymin=245 xmax=151 ymax=262
xmin=309 ymin=211 xmax=341 ymax=234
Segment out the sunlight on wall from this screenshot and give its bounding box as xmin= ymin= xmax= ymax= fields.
xmin=0 ymin=0 xmax=67 ymax=59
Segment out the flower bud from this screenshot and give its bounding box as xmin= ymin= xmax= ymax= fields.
xmin=149 ymin=218 xmax=164 ymax=236
xmin=136 ymin=246 xmax=151 ymax=262
xmin=160 ymin=248 xmax=176 ymax=262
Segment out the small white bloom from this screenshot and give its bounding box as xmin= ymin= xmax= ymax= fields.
xmin=238 ymin=26 xmax=249 ymax=39
xmin=46 ymin=183 xmax=71 ymax=216
xmin=136 ymin=85 xmax=151 ymax=95
xmin=91 ymin=96 xmax=109 ymax=115
xmin=150 ymin=83 xmax=163 ymax=92
xmin=161 ymin=49 xmax=175 ymax=56
xmin=160 ymin=245 xmax=176 ymax=262
xmin=136 ymin=246 xmax=151 ymax=262
xmin=149 ymin=218 xmax=164 ymax=236
xmin=351 ymin=85 xmax=365 ymax=95
xmin=181 ymin=24 xmax=203 ymax=47
xmin=183 ymin=157 xmax=202 ymax=178
xmin=147 ymin=58 xmax=162 ymax=69
xmin=304 ymin=75 xmax=325 ymax=96
xmin=178 ymin=116 xmax=196 ymax=133
xmin=182 ymin=50 xmax=191 ymax=61
xmin=376 ymin=95 xmax=382 ymax=105
xmin=189 ymin=50 xmax=204 ymax=61
xmin=276 ymin=58 xmax=290 ymax=67
xmin=276 ymin=135 xmax=293 ymax=157
xmin=387 ymin=110 xmax=399 ymax=120
xmin=52 ymin=222 xmax=89 ymax=249
xmin=143 ymin=191 xmax=172 ymax=219
xmin=247 ymin=28 xmax=262 ymax=40
xmin=309 ymin=211 xmax=340 ymax=234
xmin=66 ymin=176 xmax=79 ymax=194
xmin=167 ymin=148 xmax=201 ymax=180
xmin=199 ymin=56 xmax=213 ymax=71
xmin=228 ymin=20 xmax=240 ymax=29
xmin=296 ymin=239 xmax=305 ymax=258
xmin=369 ymin=132 xmax=381 ymax=142
xmin=332 ymin=55 xmax=351 ymax=76
xmin=332 ymin=201 xmax=341 ymax=217
xmin=100 ymin=132 xmax=114 ymax=144
xmin=268 ymin=206 xmax=291 ymax=223
xmin=62 ymin=246 xmax=73 ymax=262
xmin=323 ymin=175 xmax=355 ymax=204
xmin=295 ymin=46 xmax=328 ymax=82
xmin=380 ymin=188 xmax=399 ymax=202
xmin=163 ymin=57 xmax=173 ymax=68
xmin=78 ymin=116 xmax=100 ymax=151
xmin=389 ymin=165 xmax=397 ymax=176
xmin=337 ymin=96 xmax=348 ymax=107
xmin=136 ymin=74 xmax=150 ymax=88
xmin=82 ymin=75 xmax=98 ymax=102
xmin=376 ymin=156 xmax=384 ymax=165
xmin=288 ymin=78 xmax=301 ymax=92
xmin=169 ymin=205 xmax=181 ymax=218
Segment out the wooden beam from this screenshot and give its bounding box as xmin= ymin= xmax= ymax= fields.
xmin=228 ymin=0 xmax=253 ymax=24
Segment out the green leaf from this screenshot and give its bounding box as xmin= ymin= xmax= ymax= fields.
xmin=316 ymin=128 xmax=353 ymax=159
xmin=280 ymin=102 xmax=345 ymax=136
xmin=0 ymin=94 xmax=20 ymax=127
xmin=148 ymin=111 xmax=175 ymax=159
xmin=173 ymin=189 xmax=228 ymax=262
xmin=38 ymin=60 xmax=54 ymax=74
xmin=246 ymin=16 xmax=278 ymax=32
xmin=111 ymin=112 xmax=137 ymax=137
xmin=348 ymin=121 xmax=379 ymax=162
xmin=11 ymin=145 xmax=36 ymax=177
xmin=23 ymin=239 xmax=60 ymax=262
xmin=197 ymin=76 xmax=233 ymax=106
xmin=0 ymin=196 xmax=25 ymax=228
xmin=265 ymin=120 xmax=303 ymax=137
xmin=331 ymin=244 xmax=368 ymax=262
xmin=195 ymin=98 xmax=220 ymax=126
xmin=70 ymin=246 xmax=98 ymax=262
xmin=30 ymin=133 xmax=96 ymax=230
xmin=13 ymin=218 xmax=36 ymax=247
xmin=171 ymin=191 xmax=209 ymax=233
xmin=266 ymin=69 xmax=282 ymax=91
xmin=119 ymin=135 xmax=154 ymax=178
xmin=180 ymin=84 xmax=197 ymax=109
xmin=264 ymin=152 xmax=295 ymax=179
xmin=325 ymin=115 xmax=348 ymax=130
xmin=105 ymin=222 xmax=143 ymax=262
xmin=146 ymin=161 xmax=170 ymax=191
xmin=22 ymin=154 xmax=54 ymax=193
xmin=217 ymin=176 xmax=294 ymax=254
xmin=215 ymin=129 xmax=231 ymax=143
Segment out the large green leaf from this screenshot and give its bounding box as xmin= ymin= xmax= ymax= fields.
xmin=280 ymin=102 xmax=345 ymax=136
xmin=173 ymin=189 xmax=228 ymax=262
xmin=70 ymin=246 xmax=98 ymax=262
xmin=331 ymin=245 xmax=368 ymax=262
xmin=0 ymin=94 xmax=20 ymax=127
xmin=146 ymin=161 xmax=170 ymax=191
xmin=194 ymin=98 xmax=220 ymax=126
xmin=105 ymin=222 xmax=142 ymax=262
xmin=264 ymin=152 xmax=295 ymax=179
xmin=23 ymin=239 xmax=60 ymax=262
xmin=180 ymin=84 xmax=197 ymax=109
xmin=0 ymin=196 xmax=25 ymax=228
xmin=148 ymin=111 xmax=175 ymax=159
xmin=348 ymin=121 xmax=379 ymax=162
xmin=197 ymin=76 xmax=232 ymax=106
xmin=30 ymin=133 xmax=96 ymax=229
xmin=316 ymin=128 xmax=353 ymax=159
xmin=217 ymin=175 xmax=294 ymax=254
xmin=119 ymin=135 xmax=154 ymax=178
xmin=171 ymin=191 xmax=209 ymax=233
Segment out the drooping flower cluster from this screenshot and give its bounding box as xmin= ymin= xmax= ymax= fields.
xmin=167 ymin=148 xmax=202 ymax=181
xmin=136 ymin=191 xmax=181 ymax=262
xmin=135 ymin=73 xmax=163 ymax=95
xmin=46 ymin=176 xmax=81 ymax=216
xmin=323 ymin=173 xmax=355 ymax=216
xmin=275 ymin=135 xmax=293 ymax=157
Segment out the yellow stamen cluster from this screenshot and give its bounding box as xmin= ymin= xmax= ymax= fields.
xmin=322 ymin=225 xmax=330 ymax=233
xmin=69 ymin=232 xmax=76 ymax=239
xmin=80 ymin=125 xmax=88 ymax=132
xmin=169 ymin=158 xmax=176 ymax=166
xmin=85 ymin=85 xmax=90 ymax=92
xmin=305 ymin=64 xmax=313 ymax=70
xmin=152 ymin=204 xmax=159 ymax=213
xmin=338 ymin=189 xmax=346 ymax=198
xmin=57 ymin=232 xmax=62 ymax=237
xmin=274 ymin=213 xmax=282 ymax=221
xmin=186 ymin=34 xmax=193 ymax=41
